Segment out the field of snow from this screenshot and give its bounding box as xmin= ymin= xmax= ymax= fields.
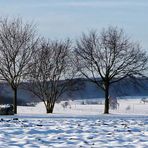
xmin=17 ymin=98 xmax=148 ymax=115
xmin=0 ymin=99 xmax=148 ymax=147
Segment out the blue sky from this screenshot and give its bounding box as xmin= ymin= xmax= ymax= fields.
xmin=0 ymin=0 xmax=148 ymax=49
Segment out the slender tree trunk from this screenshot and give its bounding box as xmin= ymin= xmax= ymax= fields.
xmin=46 ymin=100 xmax=54 ymax=113
xmin=13 ymin=88 xmax=17 ymax=114
xmin=104 ymin=82 xmax=110 ymax=114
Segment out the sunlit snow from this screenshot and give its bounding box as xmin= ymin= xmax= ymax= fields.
xmin=0 ymin=99 xmax=148 ymax=147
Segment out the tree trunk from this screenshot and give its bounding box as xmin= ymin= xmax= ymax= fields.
xmin=46 ymin=100 xmax=54 ymax=113
xmin=13 ymin=88 xmax=17 ymax=114
xmin=46 ymin=107 xmax=54 ymax=113
xmin=104 ymin=82 xmax=110 ymax=114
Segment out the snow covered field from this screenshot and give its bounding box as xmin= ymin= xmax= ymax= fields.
xmin=0 ymin=99 xmax=148 ymax=147
xmin=17 ymin=98 xmax=148 ymax=115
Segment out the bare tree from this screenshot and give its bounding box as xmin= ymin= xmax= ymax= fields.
xmin=26 ymin=39 xmax=73 ymax=113
xmin=75 ymin=27 xmax=148 ymax=114
xmin=0 ymin=17 xmax=38 ymax=114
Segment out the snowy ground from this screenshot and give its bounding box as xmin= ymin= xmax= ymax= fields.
xmin=17 ymin=98 xmax=148 ymax=115
xmin=0 ymin=99 xmax=148 ymax=147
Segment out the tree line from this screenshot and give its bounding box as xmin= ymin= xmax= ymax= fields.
xmin=0 ymin=17 xmax=147 ymax=114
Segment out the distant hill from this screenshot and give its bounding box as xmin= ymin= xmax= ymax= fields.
xmin=63 ymin=77 xmax=148 ymax=100
xmin=0 ymin=83 xmax=39 ymax=105
xmin=0 ymin=77 xmax=148 ymax=105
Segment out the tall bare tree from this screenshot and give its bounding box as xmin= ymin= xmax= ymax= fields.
xmin=75 ymin=27 xmax=148 ymax=114
xmin=0 ymin=17 xmax=38 ymax=114
xmin=26 ymin=39 xmax=73 ymax=113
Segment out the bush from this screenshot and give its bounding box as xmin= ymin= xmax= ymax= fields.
xmin=0 ymin=104 xmax=14 ymax=115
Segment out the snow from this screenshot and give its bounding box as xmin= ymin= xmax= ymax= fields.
xmin=0 ymin=99 xmax=148 ymax=147
xmin=17 ymin=98 xmax=148 ymax=115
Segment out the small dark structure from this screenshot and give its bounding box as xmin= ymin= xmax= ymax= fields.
xmin=0 ymin=104 xmax=14 ymax=115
